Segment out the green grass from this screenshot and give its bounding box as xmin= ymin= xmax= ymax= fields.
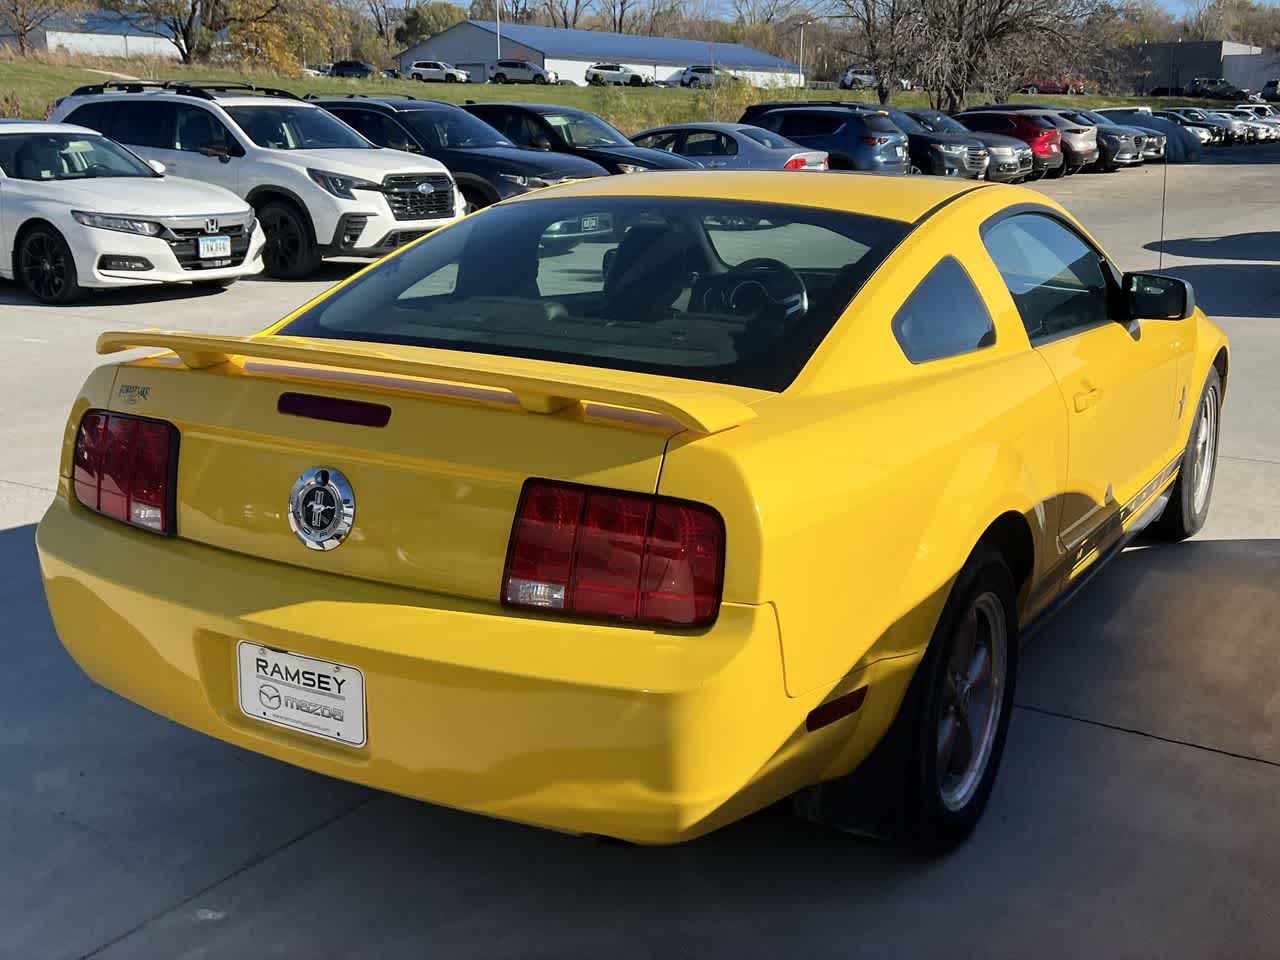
xmin=0 ymin=55 xmax=1164 ymax=134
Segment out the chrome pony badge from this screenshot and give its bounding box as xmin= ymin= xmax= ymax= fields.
xmin=288 ymin=467 xmax=355 ymax=551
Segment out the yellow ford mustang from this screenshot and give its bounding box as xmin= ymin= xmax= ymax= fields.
xmin=37 ymin=173 xmax=1227 ymax=850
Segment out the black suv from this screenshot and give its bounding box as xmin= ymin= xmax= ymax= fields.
xmin=738 ymin=102 xmax=910 ymax=174
xmin=460 ymin=102 xmax=699 ymax=173
xmin=310 ymin=96 xmax=609 ymax=211
xmin=876 ymin=106 xmax=988 ymax=178
xmin=331 ymin=61 xmax=377 ymax=79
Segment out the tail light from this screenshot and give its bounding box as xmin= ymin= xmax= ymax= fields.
xmin=783 ymin=155 xmax=808 ymax=170
xmin=501 ymin=479 xmax=724 ymax=628
xmin=1066 ymin=127 xmax=1088 ymax=134
xmin=861 ymin=136 xmax=889 ymax=146
xmin=73 ymin=410 xmax=178 ymax=534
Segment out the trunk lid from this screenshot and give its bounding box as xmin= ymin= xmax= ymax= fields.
xmin=98 ymin=332 xmax=761 ymax=604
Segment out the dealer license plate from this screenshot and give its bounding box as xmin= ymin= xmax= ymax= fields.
xmin=198 ymin=235 xmax=232 ymax=259
xmin=237 ymin=642 xmax=366 ymax=746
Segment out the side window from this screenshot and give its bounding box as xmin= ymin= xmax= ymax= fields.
xmin=64 ymin=101 xmax=112 ymax=134
xmin=982 ymin=213 xmax=1111 ymax=342
xmin=682 ymin=131 xmax=737 ymax=157
xmin=777 ymin=113 xmax=840 ymax=137
xmin=633 ymin=130 xmax=680 ymax=152
xmin=477 ymin=108 xmax=525 ymax=145
xmin=892 ymin=257 xmax=995 ymax=363
xmin=109 ymin=101 xmax=175 ymax=148
xmin=173 ymin=104 xmax=234 ymax=152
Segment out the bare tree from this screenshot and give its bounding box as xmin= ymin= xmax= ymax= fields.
xmin=833 ymin=0 xmax=920 ymax=103
xmin=0 ymin=0 xmax=82 ymax=54
xmin=98 ymin=0 xmax=282 ymax=62
xmin=544 ymin=0 xmax=592 ymax=28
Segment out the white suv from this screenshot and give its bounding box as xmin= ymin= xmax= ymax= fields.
xmin=51 ymin=81 xmax=462 ymax=279
xmin=675 ymin=65 xmax=737 ymax=88
xmin=490 ymin=60 xmax=557 ymax=85
xmin=0 ymin=121 xmax=264 ymax=303
xmin=584 ymin=63 xmax=648 ymax=87
xmin=409 ymin=60 xmax=469 ymax=83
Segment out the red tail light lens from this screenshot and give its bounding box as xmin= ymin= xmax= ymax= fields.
xmin=860 ymin=136 xmax=889 ymax=146
xmin=783 ymin=155 xmax=808 ymax=170
xmin=502 ymin=479 xmax=725 ymax=628
xmin=73 ymin=410 xmax=178 ymax=533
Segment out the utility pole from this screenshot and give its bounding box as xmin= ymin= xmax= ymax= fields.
xmin=496 ymin=1 xmax=502 ymax=67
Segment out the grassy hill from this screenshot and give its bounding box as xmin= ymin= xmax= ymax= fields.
xmin=1 ymin=54 xmax=1157 ymax=134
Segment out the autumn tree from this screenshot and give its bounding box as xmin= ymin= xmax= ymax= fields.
xmin=97 ymin=0 xmax=282 ymax=62
xmin=393 ymin=0 xmax=465 ymax=45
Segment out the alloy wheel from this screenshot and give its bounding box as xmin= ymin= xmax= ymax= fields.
xmin=20 ymin=233 xmax=68 ymax=303
xmin=937 ymin=592 xmax=1008 ymax=812
xmin=262 ymin=209 xmax=303 ymax=274
xmin=1192 ymin=384 xmax=1219 ymax=514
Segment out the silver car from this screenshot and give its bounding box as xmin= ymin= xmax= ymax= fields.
xmin=630 ymin=122 xmax=828 ymax=170
xmin=490 ymin=59 xmax=557 ymax=85
xmin=585 ymin=63 xmax=649 ymax=87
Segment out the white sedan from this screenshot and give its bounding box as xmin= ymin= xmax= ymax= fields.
xmin=0 ymin=121 xmax=264 ymax=304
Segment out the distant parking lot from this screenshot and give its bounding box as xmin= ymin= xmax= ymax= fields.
xmin=3 ymin=153 xmax=1280 ymax=958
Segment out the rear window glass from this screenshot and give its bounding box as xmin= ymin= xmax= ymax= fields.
xmin=776 ymin=113 xmax=842 ymax=137
xmin=279 ymin=197 xmax=909 ymax=391
xmin=739 ymin=127 xmax=791 ymax=149
xmin=861 ymin=113 xmax=901 ymax=133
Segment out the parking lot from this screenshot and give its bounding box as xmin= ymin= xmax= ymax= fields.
xmin=4 ymin=153 xmax=1280 ymax=958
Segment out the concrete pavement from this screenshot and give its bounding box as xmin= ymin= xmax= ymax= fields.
xmin=3 ymin=153 xmax=1279 ymax=958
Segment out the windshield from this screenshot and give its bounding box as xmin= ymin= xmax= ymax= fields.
xmin=0 ymin=133 xmax=155 ymax=181
xmin=908 ymin=111 xmax=968 ymax=134
xmin=403 ymin=109 xmax=512 ymax=149
xmin=225 ymin=105 xmax=372 ymax=150
xmin=278 ymin=197 xmax=909 ymax=391
xmin=1181 ymin=110 xmax=1207 ymax=121
xmin=884 ymin=109 xmax=926 ymax=134
xmin=542 ymin=112 xmax=630 ymax=147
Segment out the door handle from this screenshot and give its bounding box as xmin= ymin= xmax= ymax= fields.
xmin=1074 ymin=387 xmax=1103 ymax=412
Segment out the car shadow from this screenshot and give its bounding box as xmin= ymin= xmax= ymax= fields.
xmin=0 ymin=276 xmax=241 ymax=309
xmin=10 ymin=515 xmax=1280 ymax=955
xmin=1146 ymin=232 xmax=1280 ymax=261
xmin=1157 ymin=262 xmax=1280 ymax=317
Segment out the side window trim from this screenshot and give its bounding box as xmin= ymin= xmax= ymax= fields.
xmin=979 ymin=204 xmax=1118 ymax=346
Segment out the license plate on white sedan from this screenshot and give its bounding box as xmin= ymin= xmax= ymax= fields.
xmin=198 ymin=235 xmax=232 ymax=259
xmin=237 ymin=642 xmax=366 ymax=746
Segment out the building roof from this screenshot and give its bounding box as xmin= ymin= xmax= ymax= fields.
xmin=448 ymin=20 xmax=800 ymax=72
xmin=31 ymin=12 xmax=173 ymax=37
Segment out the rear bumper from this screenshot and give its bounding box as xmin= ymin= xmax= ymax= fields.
xmin=36 ymin=493 xmax=871 ymax=844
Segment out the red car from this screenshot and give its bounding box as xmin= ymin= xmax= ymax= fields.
xmin=1019 ymin=76 xmax=1088 ymax=95
xmin=955 ymin=110 xmax=1064 ymax=180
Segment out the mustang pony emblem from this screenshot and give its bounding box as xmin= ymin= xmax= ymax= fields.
xmin=288 ymin=467 xmax=355 ymax=551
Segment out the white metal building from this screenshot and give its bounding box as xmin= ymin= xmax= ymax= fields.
xmin=397 ymin=20 xmax=803 ymax=87
xmin=0 ymin=14 xmax=178 ymax=59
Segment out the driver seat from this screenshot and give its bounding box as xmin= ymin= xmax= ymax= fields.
xmin=603 ymin=223 xmax=691 ymax=322
xmin=15 ymin=139 xmax=65 ymax=180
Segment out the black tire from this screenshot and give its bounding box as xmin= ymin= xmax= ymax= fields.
xmin=258 ymin=200 xmax=320 ymax=280
xmin=629 ymin=75 xmax=642 ymax=87
xmin=493 ymin=73 xmax=507 ymax=84
xmin=689 ymin=77 xmax=702 ymax=89
xmin=795 ymin=543 xmax=1018 ymax=853
xmin=1148 ymin=367 xmax=1222 ymax=541
xmin=533 ymin=74 xmax=546 ymax=84
xmin=17 ymin=224 xmax=81 ymax=305
xmin=899 ymin=545 xmax=1018 ymax=852
xmin=460 ymin=186 xmax=489 ymax=214
xmin=445 ymin=74 xmax=457 ymax=83
xmin=414 ymin=74 xmax=424 ymax=82
xmin=1025 ymin=169 xmax=1045 ymax=181
xmin=1045 ymin=163 xmax=1066 ymax=179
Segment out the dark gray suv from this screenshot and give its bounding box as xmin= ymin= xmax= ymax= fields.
xmin=739 ymin=103 xmax=910 ymax=174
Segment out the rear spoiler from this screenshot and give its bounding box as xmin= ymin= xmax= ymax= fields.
xmin=97 ymin=330 xmax=756 ymax=435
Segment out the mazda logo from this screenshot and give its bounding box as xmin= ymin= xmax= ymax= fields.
xmin=259 ymin=684 xmax=282 ymax=709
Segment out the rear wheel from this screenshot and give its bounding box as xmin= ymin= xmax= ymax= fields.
xmin=533 ymin=74 xmax=546 ymax=84
xmin=258 ymin=200 xmax=320 ymax=280
xmin=493 ymin=73 xmax=507 ymax=84
xmin=17 ymin=225 xmax=81 ymax=305
xmin=1148 ymin=367 xmax=1222 ymax=541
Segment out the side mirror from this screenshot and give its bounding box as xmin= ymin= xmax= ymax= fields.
xmin=531 ymin=134 xmax=553 ymax=151
xmin=1124 ymin=271 xmax=1195 ymax=320
xmin=148 ymin=159 xmax=166 ymax=175
xmin=198 ymin=144 xmax=232 ymax=163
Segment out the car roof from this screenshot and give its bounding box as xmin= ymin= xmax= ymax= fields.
xmin=0 ymin=120 xmax=97 ymax=136
xmin=470 ymin=102 xmax=579 ymax=115
xmin=635 ymin=121 xmax=752 ymax=134
xmin=310 ymin=96 xmax=460 ymax=112
xmin=507 ymin=170 xmax=992 ymax=224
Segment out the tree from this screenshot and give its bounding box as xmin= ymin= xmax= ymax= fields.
xmin=1 ymin=0 xmax=83 ymax=54
xmin=394 ymin=0 xmax=465 ymax=45
xmin=96 ymin=0 xmax=282 ymax=62
xmin=832 ymin=0 xmax=919 ymax=103
xmin=543 ymin=0 xmax=592 ymax=29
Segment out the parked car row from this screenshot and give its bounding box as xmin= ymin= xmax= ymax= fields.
xmin=8 ymin=77 xmax=1276 ymax=306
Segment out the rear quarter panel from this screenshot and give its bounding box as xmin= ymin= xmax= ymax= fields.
xmin=659 ymin=187 xmax=1069 ymax=697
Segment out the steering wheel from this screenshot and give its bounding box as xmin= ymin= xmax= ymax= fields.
xmin=725 ymin=258 xmax=808 ymax=321
xmin=85 ymin=162 xmax=114 ymax=175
